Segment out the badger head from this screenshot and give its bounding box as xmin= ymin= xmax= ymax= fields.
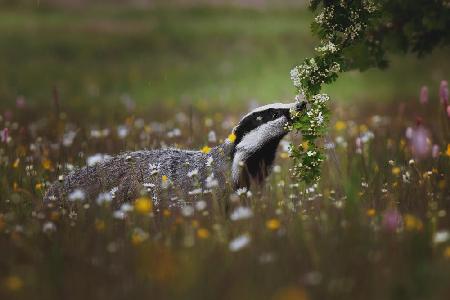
xmin=230 ymin=101 xmax=305 ymax=189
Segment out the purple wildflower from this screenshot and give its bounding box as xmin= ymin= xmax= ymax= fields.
xmin=432 ymin=144 xmax=440 ymax=158
xmin=1 ymin=128 xmax=8 ymax=143
xmin=382 ymin=209 xmax=402 ymax=232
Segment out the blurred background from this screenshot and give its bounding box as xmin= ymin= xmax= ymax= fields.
xmin=0 ymin=0 xmax=449 ymax=116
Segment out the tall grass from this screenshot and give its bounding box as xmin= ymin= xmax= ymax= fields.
xmin=0 ymin=82 xmax=449 ymax=299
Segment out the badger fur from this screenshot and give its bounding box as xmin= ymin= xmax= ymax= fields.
xmin=44 ymin=101 xmax=305 ymax=206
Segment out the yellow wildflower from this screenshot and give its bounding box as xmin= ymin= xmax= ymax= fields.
xmin=162 ymin=175 xmax=168 ymax=182
xmin=197 ymin=228 xmax=210 ymax=239
xmin=359 ymin=124 xmax=368 ymax=133
xmin=227 ymin=132 xmax=236 ymax=143
xmin=301 ymin=141 xmax=309 ymax=151
xmin=446 ymin=144 xmax=450 ymax=156
xmin=95 ymin=219 xmax=106 ymax=232
xmin=35 ymin=183 xmax=44 ymax=191
xmin=367 ymin=209 xmax=376 ymax=217
xmin=444 ymin=246 xmax=450 ymax=259
xmin=42 ymin=158 xmax=52 ymax=170
xmin=131 ymin=229 xmax=149 ymax=245
xmin=391 ymin=167 xmax=401 ymax=176
xmin=403 ymin=214 xmax=423 ymax=231
xmin=4 ymin=275 xmax=23 ymax=291
xmin=12 ymin=158 xmax=20 ymax=168
xmin=201 ymin=146 xmax=211 ymax=154
xmin=335 ymin=121 xmax=347 ymax=131
xmin=266 ymin=218 xmax=281 ymax=230
xmin=163 ymin=209 xmax=171 ymax=217
xmin=134 ymin=197 xmax=153 ymax=214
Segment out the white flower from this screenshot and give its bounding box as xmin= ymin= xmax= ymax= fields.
xmin=167 ymin=128 xmax=181 ymax=138
xmin=113 ymin=210 xmax=126 ymax=220
xmin=205 ymin=173 xmax=218 ymax=189
xmin=235 ymin=187 xmax=248 ymax=196
xmin=120 ymin=203 xmax=133 ymax=212
xmin=62 ymin=130 xmax=77 ymax=147
xmin=195 ymin=200 xmax=207 ymax=211
xmin=68 ymin=189 xmax=86 ymax=201
xmin=208 ymin=131 xmax=217 ymax=143
xmin=307 ymin=151 xmax=316 ymax=157
xmin=433 ymin=230 xmax=450 ymax=244
xmin=273 ymin=165 xmax=281 ymax=173
xmin=402 ymin=172 xmax=411 ymax=184
xmin=117 ymin=125 xmax=129 ymax=139
xmin=187 ymin=168 xmax=199 ymax=177
xmin=188 ymin=188 xmax=202 ymax=195
xmin=110 ymin=187 xmax=118 ymax=199
xmin=229 ymin=234 xmax=251 ymax=252
xmin=96 ymin=192 xmax=113 ymax=205
xmin=206 ymin=156 xmax=214 ymax=167
xmin=181 ymin=205 xmax=195 ymax=217
xmin=42 ymin=221 xmax=56 ymax=233
xmin=230 ymin=207 xmax=253 ymax=221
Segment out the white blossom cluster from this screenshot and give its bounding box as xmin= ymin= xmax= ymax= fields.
xmin=315 ymin=41 xmax=338 ymax=54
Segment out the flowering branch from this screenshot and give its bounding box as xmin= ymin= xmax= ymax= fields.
xmin=289 ymin=0 xmax=380 ymax=184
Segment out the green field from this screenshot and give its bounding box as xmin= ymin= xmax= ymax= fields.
xmin=0 ymin=6 xmax=449 ymax=114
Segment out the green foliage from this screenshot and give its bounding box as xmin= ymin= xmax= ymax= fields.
xmin=290 ymin=0 xmax=450 ymax=184
xmin=290 ymin=0 xmax=379 ymax=184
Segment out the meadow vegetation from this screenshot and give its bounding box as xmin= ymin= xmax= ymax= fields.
xmin=0 ymin=4 xmax=449 ymax=300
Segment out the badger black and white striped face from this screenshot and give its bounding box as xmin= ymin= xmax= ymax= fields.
xmin=230 ymin=101 xmax=305 ymax=189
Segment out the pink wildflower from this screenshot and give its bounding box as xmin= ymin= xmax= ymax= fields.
xmin=409 ymin=120 xmax=431 ymax=159
xmin=420 ymin=86 xmax=428 ymax=104
xmin=432 ymin=144 xmax=440 ymax=158
xmin=440 ymin=80 xmax=448 ymax=107
xmin=382 ymin=209 xmax=402 ymax=232
xmin=16 ymin=96 xmax=26 ymax=109
xmin=1 ymin=128 xmax=8 ymax=143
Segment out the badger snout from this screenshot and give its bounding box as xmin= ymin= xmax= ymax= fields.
xmin=294 ymin=100 xmax=306 ymax=112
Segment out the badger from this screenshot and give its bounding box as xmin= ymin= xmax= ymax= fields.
xmin=44 ymin=101 xmax=305 ymax=207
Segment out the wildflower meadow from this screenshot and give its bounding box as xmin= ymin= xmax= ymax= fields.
xmin=0 ymin=1 xmax=449 ymax=300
